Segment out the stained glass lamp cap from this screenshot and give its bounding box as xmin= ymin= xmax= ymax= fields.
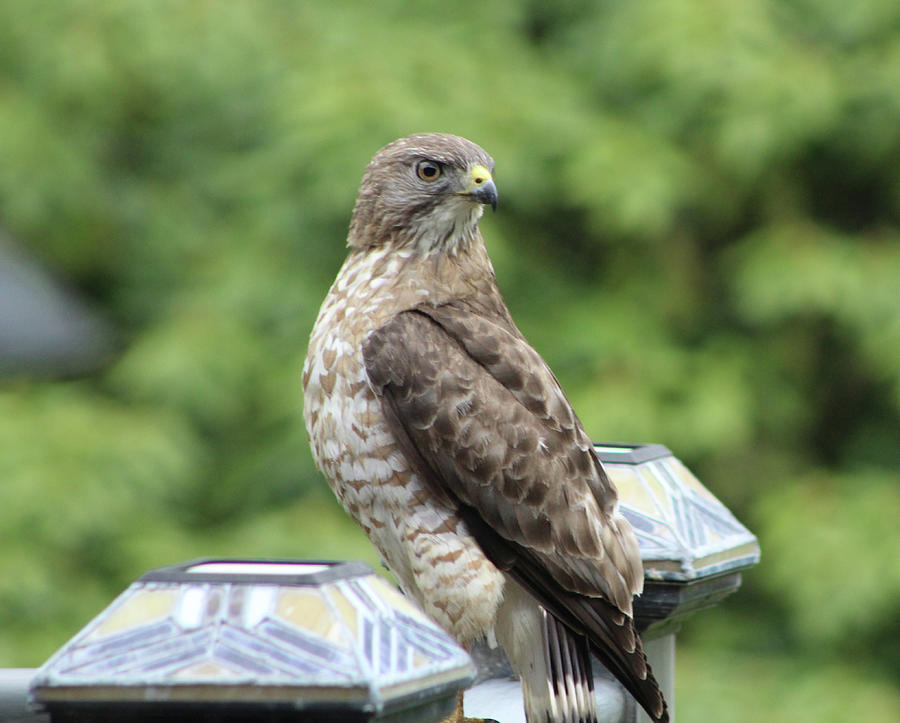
xmin=31 ymin=559 xmax=474 ymax=722
xmin=596 ymin=443 xmax=760 ymax=582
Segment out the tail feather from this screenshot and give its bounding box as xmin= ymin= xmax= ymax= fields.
xmin=463 ymin=508 xmax=669 ymax=721
xmin=578 ymin=598 xmax=669 ymax=723
xmin=543 ymin=609 xmax=598 ymax=723
xmin=496 ymin=578 xmax=600 ymax=723
xmin=511 ymin=555 xmax=669 ymax=722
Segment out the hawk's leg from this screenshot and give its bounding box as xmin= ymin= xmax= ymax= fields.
xmin=439 ymin=689 xmax=499 ymax=723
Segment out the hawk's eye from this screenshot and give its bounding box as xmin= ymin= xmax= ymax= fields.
xmin=416 ymin=160 xmax=442 ymax=182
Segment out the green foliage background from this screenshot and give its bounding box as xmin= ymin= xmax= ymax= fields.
xmin=2 ymin=1 xmax=899 ymax=720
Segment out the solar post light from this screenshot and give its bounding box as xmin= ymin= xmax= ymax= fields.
xmin=26 ymin=443 xmax=758 ymax=723
xmin=600 ymin=443 xmax=759 ymax=722
xmin=30 ymin=560 xmax=475 ymax=722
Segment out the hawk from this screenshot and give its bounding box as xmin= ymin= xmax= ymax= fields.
xmin=302 ymin=133 xmax=668 ymax=723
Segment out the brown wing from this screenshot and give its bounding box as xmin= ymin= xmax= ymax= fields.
xmin=363 ymin=306 xmax=667 ymax=722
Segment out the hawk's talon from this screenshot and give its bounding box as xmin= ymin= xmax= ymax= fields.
xmin=438 ymin=690 xmax=500 ymax=723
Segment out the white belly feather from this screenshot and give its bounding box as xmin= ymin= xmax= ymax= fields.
xmin=302 ymin=249 xmax=505 ymax=644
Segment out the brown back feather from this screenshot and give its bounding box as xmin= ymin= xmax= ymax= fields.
xmin=363 ymin=308 xmax=668 ymax=722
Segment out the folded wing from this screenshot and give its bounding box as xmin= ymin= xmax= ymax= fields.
xmin=363 ymin=305 xmax=667 ymax=722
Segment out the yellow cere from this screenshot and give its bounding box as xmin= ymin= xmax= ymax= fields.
xmin=470 ymin=164 xmax=492 ymax=187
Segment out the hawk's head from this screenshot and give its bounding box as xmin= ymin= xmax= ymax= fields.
xmin=348 ymin=133 xmax=497 ymax=253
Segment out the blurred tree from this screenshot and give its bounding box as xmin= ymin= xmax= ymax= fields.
xmin=0 ymin=1 xmax=898 ymax=719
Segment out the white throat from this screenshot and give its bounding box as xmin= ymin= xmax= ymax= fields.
xmin=411 ymin=197 xmax=484 ymax=255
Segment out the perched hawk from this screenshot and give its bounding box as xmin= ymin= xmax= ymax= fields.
xmin=303 ymin=133 xmax=668 ymax=723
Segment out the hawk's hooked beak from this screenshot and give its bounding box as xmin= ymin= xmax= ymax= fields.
xmin=467 ymin=164 xmax=498 ymax=212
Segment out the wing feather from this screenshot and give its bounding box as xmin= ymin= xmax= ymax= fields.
xmin=363 ymin=307 xmax=639 ymax=606
xmin=363 ymin=306 xmax=667 ymax=722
